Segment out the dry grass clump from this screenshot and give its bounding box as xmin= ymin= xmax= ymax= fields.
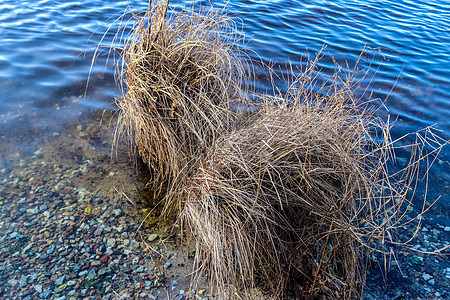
xmin=108 ymin=1 xmax=448 ymax=298
xmin=181 ymin=57 xmax=446 ymax=299
xmin=114 ymin=0 xmax=251 ymax=198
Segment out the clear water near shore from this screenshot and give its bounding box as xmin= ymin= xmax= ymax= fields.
xmin=0 ymin=0 xmax=448 ymax=299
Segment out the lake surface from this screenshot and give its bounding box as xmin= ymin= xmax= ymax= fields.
xmin=0 ymin=0 xmax=448 ymax=299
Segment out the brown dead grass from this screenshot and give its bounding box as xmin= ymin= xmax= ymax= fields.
xmin=181 ymin=53 xmax=448 ymax=299
xmin=109 ymin=1 xmax=449 ymax=299
xmin=114 ymin=0 xmax=252 ymax=203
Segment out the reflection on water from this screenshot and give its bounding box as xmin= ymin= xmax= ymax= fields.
xmin=0 ymin=0 xmax=448 ymax=298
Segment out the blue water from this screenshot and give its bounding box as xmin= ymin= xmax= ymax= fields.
xmin=0 ymin=0 xmax=448 ymax=298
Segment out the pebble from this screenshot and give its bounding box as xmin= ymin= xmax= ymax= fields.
xmin=100 ymin=254 xmax=109 ymax=264
xmin=172 ymin=280 xmax=178 ymax=286
xmin=94 ymin=228 xmax=103 ymax=236
xmin=47 ymin=244 xmax=55 ymax=254
xmin=86 ymin=269 xmax=96 ymax=281
xmin=99 ymin=244 xmax=106 ymax=253
xmin=20 ymin=275 xmax=28 ymax=287
xmin=422 ymin=273 xmax=432 ymax=281
xmin=54 ymin=275 xmax=65 ymax=285
xmin=29 ymin=273 xmax=38 ymax=284
xmin=164 ymin=262 xmax=172 ymax=269
xmin=39 ymin=290 xmax=52 ymax=299
xmin=98 ymin=267 xmax=110 ymax=276
xmin=34 ymin=284 xmax=43 ymax=293
xmin=444 ymin=226 xmax=450 ymax=232
xmin=106 ymin=238 xmax=116 ymax=247
xmin=91 ymin=260 xmax=101 ymax=267
xmin=67 ymin=280 xmax=76 ymax=286
xmin=148 ymin=234 xmax=158 ymax=242
xmin=8 ymin=279 xmax=17 ymax=287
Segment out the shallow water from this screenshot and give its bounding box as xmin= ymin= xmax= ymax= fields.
xmin=0 ymin=0 xmax=448 ymax=299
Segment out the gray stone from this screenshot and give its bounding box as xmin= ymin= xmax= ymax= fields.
xmin=55 ymin=275 xmax=65 ymax=285
xmin=164 ymin=262 xmax=172 ymax=269
xmin=29 ymin=273 xmax=38 ymax=284
xmin=67 ymin=280 xmax=76 ymax=286
xmin=39 ymin=289 xmax=52 ymax=299
xmin=106 ymin=238 xmax=116 ymax=248
xmin=422 ymin=273 xmax=432 ymax=281
xmin=34 ymin=284 xmax=43 ymax=293
xmin=8 ymin=279 xmax=18 ymax=287
xmin=98 ymin=267 xmax=110 ymax=276
xmin=86 ymin=269 xmax=96 ymax=281
xmin=148 ymin=234 xmax=158 ymax=242
xmin=20 ymin=275 xmax=28 ymax=287
xmin=47 ymin=244 xmax=55 ymax=254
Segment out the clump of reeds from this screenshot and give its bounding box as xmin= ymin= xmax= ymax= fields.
xmin=109 ymin=1 xmax=448 ymax=298
xmin=114 ymin=0 xmax=251 ymax=199
xmin=181 ymin=54 xmax=447 ymax=299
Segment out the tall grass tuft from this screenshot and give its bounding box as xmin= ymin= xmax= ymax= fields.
xmin=114 ymin=0 xmax=251 ymax=203
xmin=182 ymin=54 xmax=447 ymax=299
xmin=110 ymin=1 xmax=448 ymax=299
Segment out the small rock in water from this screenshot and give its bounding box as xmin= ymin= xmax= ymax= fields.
xmin=444 ymin=226 xmax=450 ymax=232
xmin=86 ymin=269 xmax=96 ymax=281
xmin=100 ymin=255 xmax=109 ymax=264
xmin=422 ymin=273 xmax=432 ymax=281
xmin=164 ymin=262 xmax=172 ymax=269
xmin=428 ymin=279 xmax=435 ymax=285
xmin=67 ymin=280 xmax=76 ymax=286
xmin=54 ymin=275 xmax=65 ymax=285
xmin=148 ymin=234 xmax=158 ymax=242
xmin=106 ymin=238 xmax=116 ymax=247
xmin=47 ymin=244 xmax=55 ymax=254
xmin=172 ymin=280 xmax=178 ymax=287
xmin=99 ymin=244 xmax=106 ymax=253
xmin=34 ymin=284 xmax=43 ymax=293
xmin=20 ymin=275 xmax=28 ymax=287
xmin=39 ymin=289 xmax=52 ymax=299
xmin=8 ymin=279 xmax=18 ymax=287
xmin=29 ymin=274 xmax=38 ymax=284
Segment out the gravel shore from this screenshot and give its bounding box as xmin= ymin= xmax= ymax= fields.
xmin=0 ymin=110 xmax=448 ymax=299
xmin=0 ymin=111 xmax=208 ymax=300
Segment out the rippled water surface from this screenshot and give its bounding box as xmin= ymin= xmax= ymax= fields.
xmin=0 ymin=0 xmax=448 ymax=298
